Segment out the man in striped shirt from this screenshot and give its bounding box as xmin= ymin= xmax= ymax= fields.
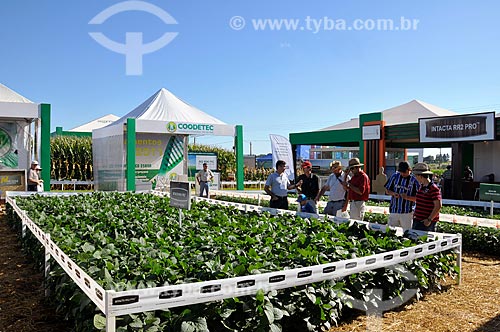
xmin=384 ymin=161 xmax=420 ymax=231
xmin=404 ymin=162 xmax=442 ymax=232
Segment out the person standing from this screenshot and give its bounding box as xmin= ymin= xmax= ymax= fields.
xmin=384 ymin=161 xmax=420 ymax=231
xmin=27 ymin=160 xmax=43 ymax=192
xmin=315 ymin=160 xmax=349 ymax=216
xmin=463 ymin=165 xmax=473 ymax=181
xmin=345 ymin=158 xmax=370 ymax=221
xmin=296 ymin=160 xmax=319 ymax=213
xmin=408 ymin=163 xmax=442 ymax=232
xmin=441 ymin=165 xmax=452 ymax=198
xmin=196 ymin=163 xmax=214 ymax=197
xmin=264 ymin=160 xmax=302 ymax=210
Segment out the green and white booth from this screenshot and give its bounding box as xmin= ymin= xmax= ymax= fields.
xmin=92 ymin=88 xmax=244 ymax=192
xmin=0 ymin=83 xmax=51 ymax=192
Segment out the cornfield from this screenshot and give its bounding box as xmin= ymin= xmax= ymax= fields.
xmin=51 ymin=136 xmax=93 ymax=181
xmin=50 ymin=137 xmax=273 ymax=182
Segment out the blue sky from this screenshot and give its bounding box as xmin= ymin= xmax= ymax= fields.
xmin=1 ymin=0 xmax=500 ymax=155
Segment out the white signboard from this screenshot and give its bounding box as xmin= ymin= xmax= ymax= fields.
xmin=270 ymin=134 xmax=294 ymax=180
xmin=362 ymin=125 xmax=381 ymax=140
xmin=135 ymin=119 xmax=235 ymax=136
xmin=195 ymin=155 xmax=217 ymax=170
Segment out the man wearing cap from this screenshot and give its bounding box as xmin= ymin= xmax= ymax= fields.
xmin=405 ymin=162 xmax=442 ymax=232
xmin=315 ymin=160 xmax=350 ymax=216
xmin=384 ymin=161 xmax=420 ymax=231
xmin=345 ymin=158 xmax=370 ymax=221
xmin=296 ymin=160 xmax=319 ymax=213
xmin=265 ymin=160 xmax=302 ymax=210
xmin=27 ymin=160 xmax=43 ymax=192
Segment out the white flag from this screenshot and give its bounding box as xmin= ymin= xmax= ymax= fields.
xmin=269 ymin=134 xmax=294 ymax=180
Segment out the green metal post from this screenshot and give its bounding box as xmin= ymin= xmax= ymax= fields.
xmin=235 ymin=125 xmax=244 ymax=190
xmin=40 ymin=104 xmax=51 ymax=191
xmin=126 ymin=118 xmax=136 ymax=191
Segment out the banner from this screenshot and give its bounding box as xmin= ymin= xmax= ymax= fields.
xmin=0 ymin=122 xmax=18 ymax=169
xmin=270 ymin=134 xmax=294 ymax=180
xmin=419 ymin=112 xmax=495 ymax=142
xmin=133 ymin=133 xmax=186 ymax=191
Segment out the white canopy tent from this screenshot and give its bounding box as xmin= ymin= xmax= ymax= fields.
xmin=320 ymin=99 xmax=458 ymax=131
xmin=93 ymin=88 xmax=242 ymax=191
xmin=68 ymin=114 xmax=119 ymax=133
xmin=0 ymin=83 xmax=51 ymax=191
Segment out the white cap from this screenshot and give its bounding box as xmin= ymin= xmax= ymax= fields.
xmin=31 ymin=160 xmax=39 ymax=165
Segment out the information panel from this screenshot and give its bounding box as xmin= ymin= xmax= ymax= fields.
xmin=479 ymin=183 xmax=500 ymax=202
xmin=170 ymin=181 xmax=191 ymax=209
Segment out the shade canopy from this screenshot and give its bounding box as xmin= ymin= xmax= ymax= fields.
xmin=112 ymin=88 xmax=227 ymax=126
xmin=0 ymin=83 xmax=38 ymax=120
xmin=320 ymin=99 xmax=458 ymax=131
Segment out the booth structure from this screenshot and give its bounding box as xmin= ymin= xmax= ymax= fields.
xmin=92 ymin=88 xmax=244 ymax=191
xmin=0 ymin=83 xmax=51 ymax=192
xmin=290 ymin=100 xmax=500 ymax=200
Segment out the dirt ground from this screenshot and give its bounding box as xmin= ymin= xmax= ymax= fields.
xmin=0 ymin=209 xmax=499 ymax=332
xmin=334 ymin=252 xmax=500 ymax=332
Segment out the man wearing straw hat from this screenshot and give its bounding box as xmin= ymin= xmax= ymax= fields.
xmin=345 ymin=158 xmax=370 ymax=221
xmin=315 ymin=160 xmax=350 ymax=216
xmin=403 ymin=162 xmax=442 ymax=232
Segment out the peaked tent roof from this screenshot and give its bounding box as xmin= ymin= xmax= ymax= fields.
xmin=0 ymin=83 xmax=38 ymax=119
xmin=112 ymin=88 xmax=227 ymax=126
xmin=69 ymin=114 xmax=120 ymax=132
xmin=0 ymin=83 xmax=33 ymax=103
xmin=320 ymin=99 xmax=458 ymax=131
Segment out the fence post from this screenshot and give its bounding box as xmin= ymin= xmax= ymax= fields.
xmin=45 ymin=233 xmax=51 ymax=296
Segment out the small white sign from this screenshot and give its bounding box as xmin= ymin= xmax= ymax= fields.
xmin=362 ymin=125 xmax=381 ymax=140
xmin=195 ymin=155 xmax=217 ymax=170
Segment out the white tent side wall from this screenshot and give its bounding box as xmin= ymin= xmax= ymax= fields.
xmin=92 ymin=124 xmax=126 ymax=191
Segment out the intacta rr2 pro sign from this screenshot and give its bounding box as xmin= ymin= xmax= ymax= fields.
xmin=419 ymin=112 xmax=495 ymax=143
xmin=166 ymin=122 xmax=214 ymax=135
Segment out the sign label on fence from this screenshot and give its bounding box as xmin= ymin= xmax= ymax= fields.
xmin=170 ymin=181 xmax=191 ymax=209
xmin=479 ymin=183 xmax=500 ymax=202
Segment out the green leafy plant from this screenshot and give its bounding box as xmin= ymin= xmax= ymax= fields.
xmin=7 ymin=193 xmax=458 ymax=332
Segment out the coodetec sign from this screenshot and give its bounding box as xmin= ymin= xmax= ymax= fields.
xmin=166 ymin=122 xmax=214 ymax=135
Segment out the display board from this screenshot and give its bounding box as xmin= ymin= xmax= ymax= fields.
xmin=133 ymin=133 xmax=186 ymax=191
xmin=0 ymin=170 xmax=26 ymax=197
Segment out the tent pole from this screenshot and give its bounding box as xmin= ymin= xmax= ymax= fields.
xmin=235 ymin=125 xmax=244 ymax=190
xmin=40 ymin=104 xmax=51 ymax=191
xmin=126 ymin=118 xmax=136 ymax=191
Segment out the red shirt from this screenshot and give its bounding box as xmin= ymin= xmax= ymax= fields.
xmin=414 ymin=182 xmax=441 ymax=222
xmin=348 ymin=170 xmax=370 ymax=201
